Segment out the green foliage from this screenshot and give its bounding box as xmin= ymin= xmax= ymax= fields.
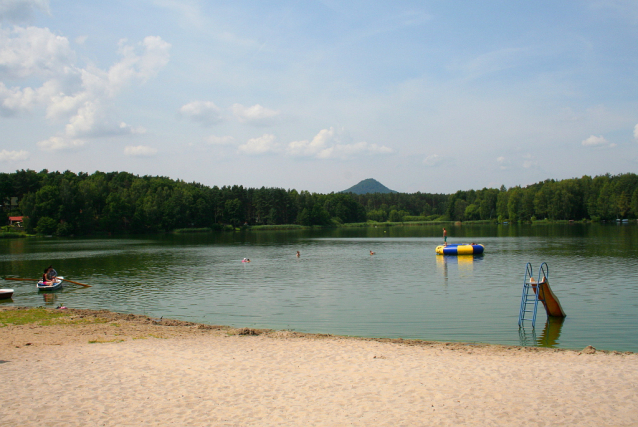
xmin=55 ymin=221 xmax=74 ymax=236
xmin=1 ymin=170 xmax=637 ymax=236
xmin=35 ymin=216 xmax=57 ymax=235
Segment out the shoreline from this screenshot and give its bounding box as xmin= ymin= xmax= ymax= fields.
xmin=0 ymin=305 xmax=632 ymax=355
xmin=2 ymin=307 xmax=638 ymax=426
xmin=0 ymin=305 xmax=620 ymax=354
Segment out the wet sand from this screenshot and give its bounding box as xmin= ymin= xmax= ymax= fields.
xmin=1 ymin=307 xmax=637 ymax=426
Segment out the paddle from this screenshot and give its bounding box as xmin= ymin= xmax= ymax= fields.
xmin=62 ymin=278 xmax=91 ymax=288
xmin=3 ymin=277 xmax=91 ymax=287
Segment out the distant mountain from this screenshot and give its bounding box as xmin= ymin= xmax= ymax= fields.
xmin=341 ymin=178 xmax=397 ymax=194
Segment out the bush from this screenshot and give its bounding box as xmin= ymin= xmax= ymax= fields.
xmin=35 ymin=217 xmax=57 ymax=235
xmin=55 ymin=222 xmax=74 ymax=236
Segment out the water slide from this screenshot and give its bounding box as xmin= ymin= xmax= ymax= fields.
xmin=531 ymin=278 xmax=566 ymax=317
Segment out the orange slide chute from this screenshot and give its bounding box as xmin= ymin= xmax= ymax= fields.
xmin=530 ymin=277 xmax=566 ymax=317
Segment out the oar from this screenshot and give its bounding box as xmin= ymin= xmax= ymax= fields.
xmin=3 ymin=276 xmax=91 ymax=287
xmin=62 ymin=278 xmax=91 ymax=288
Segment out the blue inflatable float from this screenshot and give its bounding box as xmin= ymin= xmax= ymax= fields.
xmin=436 ymin=243 xmax=484 ymax=255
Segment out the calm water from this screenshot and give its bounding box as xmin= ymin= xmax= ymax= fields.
xmin=1 ymin=224 xmax=637 ymax=352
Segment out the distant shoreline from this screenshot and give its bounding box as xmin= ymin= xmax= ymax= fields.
xmin=2 ymin=219 xmax=634 ymax=239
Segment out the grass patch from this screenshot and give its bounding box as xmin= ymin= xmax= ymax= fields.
xmin=132 ymin=334 xmax=166 ymax=340
xmin=0 ymin=308 xmax=108 ymax=327
xmin=0 ymin=307 xmax=70 ymax=326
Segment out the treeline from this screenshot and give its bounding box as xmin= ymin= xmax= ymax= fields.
xmin=445 ymin=174 xmax=638 ymax=222
xmin=0 ymin=170 xmax=637 ymax=236
xmin=0 ymin=170 xmax=371 ymax=235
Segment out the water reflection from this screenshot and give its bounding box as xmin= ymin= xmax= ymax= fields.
xmin=519 ymin=317 xmax=566 ymax=348
xmin=42 ymin=292 xmax=58 ymax=305
xmin=518 ymin=327 xmax=537 ymax=347
xmin=537 ymin=316 xmax=566 ymax=348
xmin=436 ymin=254 xmax=484 ymax=277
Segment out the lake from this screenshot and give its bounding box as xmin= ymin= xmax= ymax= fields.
xmin=1 ymin=223 xmax=637 ymax=352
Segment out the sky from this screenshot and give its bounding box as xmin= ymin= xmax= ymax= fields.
xmin=1 ymin=0 xmax=637 ymax=194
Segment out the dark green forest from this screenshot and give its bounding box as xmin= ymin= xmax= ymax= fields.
xmin=1 ymin=169 xmax=637 ymax=236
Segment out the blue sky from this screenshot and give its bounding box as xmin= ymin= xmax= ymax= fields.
xmin=1 ymin=0 xmax=637 ymax=193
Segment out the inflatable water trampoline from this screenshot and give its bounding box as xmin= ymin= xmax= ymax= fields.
xmin=435 ymin=243 xmax=484 ymax=255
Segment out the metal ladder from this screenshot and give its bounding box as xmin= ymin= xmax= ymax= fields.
xmin=518 ymin=262 xmax=549 ymax=328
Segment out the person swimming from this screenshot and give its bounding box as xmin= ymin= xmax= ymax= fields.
xmin=296 ymin=251 xmax=300 ymax=258
xmin=242 ymin=258 xmax=251 ymax=263
xmin=370 ymin=250 xmax=375 ymax=255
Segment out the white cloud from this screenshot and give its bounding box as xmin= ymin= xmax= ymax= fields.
xmin=206 ymin=135 xmax=235 ymax=145
xmin=108 ymin=36 xmax=171 ymax=96
xmin=0 ymin=28 xmax=170 ymax=138
xmin=423 ymin=154 xmax=443 ymax=167
xmin=108 ymin=36 xmax=170 ymax=91
xmin=581 ymin=135 xmax=614 ymax=147
xmin=321 ymin=141 xmax=393 ymax=159
xmin=124 ymin=145 xmax=157 ymax=157
xmin=0 ymin=25 xmax=75 ymax=79
xmin=180 ymin=101 xmax=223 ymax=125
xmin=0 ymin=149 xmax=29 ymax=161
xmin=63 ymin=101 xmax=145 ymax=138
xmin=238 ymin=134 xmax=280 ymax=155
xmin=231 ymin=103 xmax=280 ymax=125
xmin=0 ymin=82 xmax=38 ymax=115
xmin=0 ymin=0 xmax=50 ymax=23
xmin=286 ymin=127 xmax=393 ymax=159
xmin=36 ymin=136 xmax=85 ymax=151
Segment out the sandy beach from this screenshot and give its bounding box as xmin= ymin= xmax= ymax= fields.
xmin=1 ymin=307 xmax=637 ymax=426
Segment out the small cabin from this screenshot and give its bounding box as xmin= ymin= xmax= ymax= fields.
xmin=8 ymin=216 xmax=25 ymax=227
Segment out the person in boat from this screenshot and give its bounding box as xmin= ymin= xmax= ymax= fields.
xmin=43 ymin=265 xmax=57 ymax=285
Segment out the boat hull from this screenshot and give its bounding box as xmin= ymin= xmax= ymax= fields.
xmin=37 ymin=277 xmax=64 ymax=291
xmin=436 ymin=244 xmax=484 ymax=255
xmin=0 ymin=289 xmax=13 ymax=299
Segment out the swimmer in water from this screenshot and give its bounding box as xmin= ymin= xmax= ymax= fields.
xmin=370 ymin=250 xmax=375 ymax=255
xmin=296 ymin=251 xmax=300 ymax=258
xmin=242 ymin=258 xmax=251 ymax=263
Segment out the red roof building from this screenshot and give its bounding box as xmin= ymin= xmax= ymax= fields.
xmin=8 ymin=216 xmax=25 ymax=225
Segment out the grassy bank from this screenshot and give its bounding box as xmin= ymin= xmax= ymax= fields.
xmin=0 ymin=307 xmax=107 ymax=327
